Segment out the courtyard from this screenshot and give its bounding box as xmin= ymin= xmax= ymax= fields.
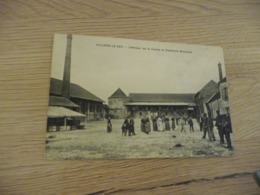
xmin=45 ymin=119 xmax=234 ymax=160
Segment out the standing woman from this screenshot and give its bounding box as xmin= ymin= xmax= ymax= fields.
xmin=171 ymin=117 xmax=175 ymax=130
xmin=107 ymin=117 xmax=112 ymax=133
xmin=157 ymin=116 xmax=163 ymax=131
xmin=153 ymin=117 xmax=158 ymax=131
xmin=145 ymin=117 xmax=150 ymax=134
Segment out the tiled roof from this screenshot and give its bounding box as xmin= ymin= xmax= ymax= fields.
xmin=49 ymin=96 xmax=79 ymax=108
xmin=108 ymin=88 xmax=128 ymax=99
xmin=196 ymin=80 xmax=219 ymax=101
xmin=128 ymin=93 xmax=195 ymax=103
xmin=50 ymin=78 xmax=104 ymax=102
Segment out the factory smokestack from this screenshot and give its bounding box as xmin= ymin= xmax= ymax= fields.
xmin=218 ymin=62 xmax=223 ymax=81
xmin=61 ymin=34 xmax=72 ymax=99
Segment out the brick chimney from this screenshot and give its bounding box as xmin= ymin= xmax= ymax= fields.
xmin=61 ymin=34 xmax=72 ymax=99
xmin=218 ymin=62 xmax=223 ymax=81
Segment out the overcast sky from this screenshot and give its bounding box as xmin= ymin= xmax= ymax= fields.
xmin=51 ymin=34 xmax=226 ymax=103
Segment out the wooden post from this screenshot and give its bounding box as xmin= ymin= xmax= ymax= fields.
xmin=64 ymin=117 xmax=67 ymax=131
xmin=87 ymin=102 xmax=90 ymax=121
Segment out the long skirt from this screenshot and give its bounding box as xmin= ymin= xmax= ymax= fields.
xmin=107 ymin=124 xmax=112 ymax=133
xmin=171 ymin=121 xmax=175 ymax=130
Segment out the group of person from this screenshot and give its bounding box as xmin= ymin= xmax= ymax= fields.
xmin=107 ymin=111 xmax=233 ymax=150
xmin=138 ymin=115 xmax=194 ymax=133
xmin=107 ymin=117 xmax=136 ymax=136
xmin=121 ymin=117 xmax=136 ymax=136
xmin=200 ymin=111 xmax=233 ymax=150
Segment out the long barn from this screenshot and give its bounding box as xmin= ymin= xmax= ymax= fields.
xmin=49 ymin=78 xmax=105 ymax=121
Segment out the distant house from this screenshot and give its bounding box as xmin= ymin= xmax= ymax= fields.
xmin=207 ymin=77 xmax=230 ymax=117
xmin=108 ymin=88 xmax=129 ymax=118
xmin=50 ymin=78 xmax=105 ymax=121
xmin=194 ymin=80 xmax=219 ymax=118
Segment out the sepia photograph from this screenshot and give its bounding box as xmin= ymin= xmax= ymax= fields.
xmin=46 ymin=34 xmax=234 ymax=159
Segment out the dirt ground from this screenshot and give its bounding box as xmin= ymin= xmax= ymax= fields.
xmin=45 ymin=119 xmax=234 ymax=160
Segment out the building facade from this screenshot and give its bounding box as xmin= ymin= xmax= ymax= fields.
xmin=125 ymin=93 xmax=196 ymax=119
xmin=108 ymin=88 xmax=129 ymax=118
xmin=207 ymin=77 xmax=230 ymax=117
xmin=194 ymin=80 xmax=219 ymax=119
xmin=108 ymin=90 xmax=197 ymax=119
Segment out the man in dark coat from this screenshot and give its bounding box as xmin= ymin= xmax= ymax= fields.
xmin=215 ymin=110 xmax=225 ymax=144
xmin=199 ymin=114 xmax=204 ymax=132
xmin=122 ymin=118 xmax=130 ymax=136
xmin=202 ymin=113 xmax=208 ymax=139
xmin=188 ymin=117 xmax=194 ymax=132
xmin=129 ymin=117 xmax=136 ymax=136
xmin=208 ymin=113 xmax=216 ymax=141
xmin=223 ymin=113 xmax=233 ymax=150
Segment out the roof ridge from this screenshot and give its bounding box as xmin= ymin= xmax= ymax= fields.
xmin=108 ymin=88 xmax=128 ymax=99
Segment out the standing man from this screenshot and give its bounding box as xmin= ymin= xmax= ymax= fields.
xmin=208 ymin=113 xmax=216 ymax=141
xmin=180 ymin=116 xmax=186 ymax=132
xmin=202 ymin=113 xmax=208 ymax=139
xmin=199 ymin=113 xmax=204 ymax=132
xmin=223 ymin=113 xmax=233 ymax=150
xmin=215 ymin=110 xmax=225 ymax=144
xmin=188 ymin=117 xmax=194 ymax=132
xmin=122 ymin=117 xmax=130 ymax=136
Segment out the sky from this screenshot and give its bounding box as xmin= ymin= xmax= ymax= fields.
xmin=51 ymin=34 xmax=226 ymax=103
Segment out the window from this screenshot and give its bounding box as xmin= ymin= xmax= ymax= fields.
xmin=222 ymin=87 xmax=229 ymax=101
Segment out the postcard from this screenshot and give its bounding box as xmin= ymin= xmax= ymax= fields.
xmin=46 ymin=34 xmax=234 ymax=159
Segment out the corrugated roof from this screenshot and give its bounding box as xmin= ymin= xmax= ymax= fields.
xmin=50 ymin=78 xmax=104 ymax=102
xmin=108 ymin=88 xmax=128 ymax=99
xmin=49 ymin=96 xmax=79 ymax=108
xmin=125 ymin=102 xmax=196 ymax=106
xmin=128 ymin=93 xmax=195 ymax=103
xmin=48 ymin=106 xmax=86 ymax=118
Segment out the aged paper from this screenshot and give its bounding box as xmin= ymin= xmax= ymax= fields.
xmin=46 ymin=34 xmax=234 ymax=159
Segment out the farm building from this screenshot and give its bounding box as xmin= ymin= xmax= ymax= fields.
xmin=108 ymin=88 xmax=196 ymax=119
xmin=207 ymin=77 xmax=230 ymax=117
xmin=49 ymin=78 xmax=105 ymax=121
xmin=194 ymin=80 xmax=219 ymax=119
xmin=108 ymin=88 xmax=129 ymax=118
xmin=125 ymin=93 xmax=196 ymax=119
